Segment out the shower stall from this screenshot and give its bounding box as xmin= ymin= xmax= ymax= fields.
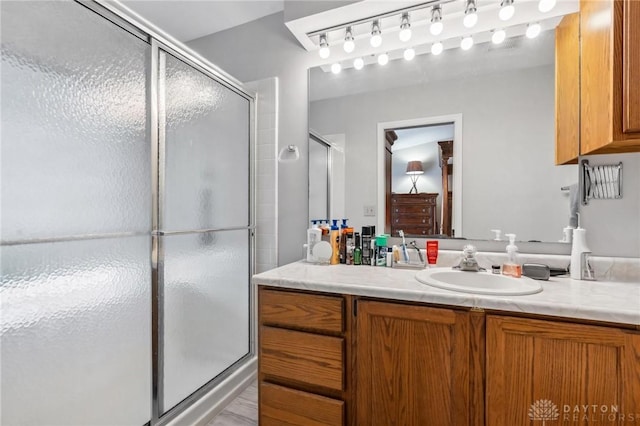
xmin=1 ymin=1 xmax=255 ymax=425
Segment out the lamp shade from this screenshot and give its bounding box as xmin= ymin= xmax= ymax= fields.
xmin=405 ymin=161 xmax=424 ymax=175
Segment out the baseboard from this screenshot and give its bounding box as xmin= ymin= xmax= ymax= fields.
xmin=165 ymin=356 xmax=258 ymax=426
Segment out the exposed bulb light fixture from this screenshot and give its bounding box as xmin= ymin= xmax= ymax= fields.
xmin=318 ymin=34 xmax=330 ymax=59
xmin=499 ymin=0 xmax=515 ymax=21
xmin=403 ymin=48 xmax=416 ymax=61
xmin=430 ymin=5 xmax=444 ymax=36
xmin=353 ymin=57 xmax=364 ymax=70
xmin=399 ymin=13 xmax=412 ymax=42
xmin=378 ymin=53 xmax=389 ymax=66
xmin=431 ymin=41 xmax=444 ymax=55
xmin=461 ymin=35 xmax=474 ymax=50
xmin=370 ymin=20 xmax=382 ymax=47
xmin=343 ymin=27 xmax=355 ymax=53
xmin=526 ymin=22 xmax=542 ymax=38
xmin=463 ymin=0 xmax=478 ymax=28
xmin=331 ymin=63 xmax=342 ymax=74
xmin=492 ymin=29 xmax=506 ymax=44
xmin=538 ymin=0 xmax=556 ymax=12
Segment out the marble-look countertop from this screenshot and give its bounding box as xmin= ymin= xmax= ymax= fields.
xmin=253 ymin=253 xmax=640 ymax=326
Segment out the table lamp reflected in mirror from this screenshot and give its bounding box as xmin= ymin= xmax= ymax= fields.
xmin=406 ymin=160 xmax=424 ymax=194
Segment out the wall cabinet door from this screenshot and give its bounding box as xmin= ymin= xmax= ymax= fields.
xmin=356 ymin=301 xmax=473 ymax=426
xmin=555 ymin=13 xmax=580 ymax=165
xmin=623 ymin=0 xmax=640 ymax=133
xmin=486 ymin=315 xmax=640 ymax=426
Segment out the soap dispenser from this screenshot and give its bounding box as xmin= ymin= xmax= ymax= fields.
xmin=502 ymin=233 xmax=522 ymax=278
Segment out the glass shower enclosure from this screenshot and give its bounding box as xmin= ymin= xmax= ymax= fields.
xmin=0 ymin=1 xmax=255 ymax=425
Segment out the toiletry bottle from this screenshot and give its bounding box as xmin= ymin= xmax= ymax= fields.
xmin=375 ymin=234 xmax=388 ymax=266
xmin=330 ymin=220 xmax=340 ymax=265
xmin=353 ymin=233 xmax=362 ymax=265
xmin=339 ymin=219 xmax=348 ymax=264
xmin=502 ymin=233 xmax=522 ymax=278
xmin=426 ymin=240 xmax=439 ymax=266
xmin=362 ymin=226 xmax=372 ymax=265
xmin=306 ymin=220 xmax=322 ymax=262
xmin=346 ymin=230 xmax=354 ymax=265
xmin=320 ymin=220 xmax=330 ymax=242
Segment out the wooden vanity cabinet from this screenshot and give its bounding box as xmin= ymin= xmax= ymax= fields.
xmin=579 ymin=0 xmax=640 ymax=155
xmin=356 ymin=300 xmax=484 ymax=426
xmin=258 ymin=287 xmax=640 ymax=425
xmin=486 ymin=315 xmax=640 ymax=426
xmin=258 ymin=287 xmax=352 ymax=426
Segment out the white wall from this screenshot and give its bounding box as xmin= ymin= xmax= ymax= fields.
xmin=189 ymin=11 xmax=640 ymax=259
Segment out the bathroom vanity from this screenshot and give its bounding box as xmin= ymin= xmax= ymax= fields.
xmin=254 ymin=261 xmax=640 ymax=426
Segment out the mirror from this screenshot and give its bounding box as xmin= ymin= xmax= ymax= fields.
xmin=309 ymin=28 xmax=579 ymax=243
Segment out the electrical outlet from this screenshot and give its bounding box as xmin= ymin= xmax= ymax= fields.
xmin=363 ymin=205 xmax=376 ymax=216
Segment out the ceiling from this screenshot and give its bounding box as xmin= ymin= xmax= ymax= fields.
xmin=119 ymin=0 xmax=284 ymax=42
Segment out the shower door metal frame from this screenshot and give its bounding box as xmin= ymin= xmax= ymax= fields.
xmin=78 ymin=2 xmax=257 ymax=425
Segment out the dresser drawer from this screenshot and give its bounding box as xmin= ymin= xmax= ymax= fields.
xmin=392 ymin=215 xmax=434 ymax=226
xmin=260 ymin=382 xmax=344 ymax=426
xmin=392 ymin=226 xmax=434 ymax=236
xmin=392 ymin=205 xmax=434 ymax=215
xmin=261 ymin=326 xmax=344 ymax=391
xmin=391 ymin=194 xmax=437 ymax=205
xmin=260 ymin=289 xmax=344 ymax=334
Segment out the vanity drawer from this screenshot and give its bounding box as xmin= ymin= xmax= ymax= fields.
xmin=260 ymin=382 xmax=344 ymax=426
xmin=260 ymin=288 xmax=344 ymax=334
xmin=260 ymin=326 xmax=344 ymax=391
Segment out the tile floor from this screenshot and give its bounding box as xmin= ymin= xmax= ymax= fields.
xmin=207 ymin=381 xmax=257 ymax=426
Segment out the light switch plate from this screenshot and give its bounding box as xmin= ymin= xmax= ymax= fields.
xmin=363 ymin=205 xmax=376 ymax=216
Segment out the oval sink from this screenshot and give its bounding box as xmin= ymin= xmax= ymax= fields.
xmin=415 ymin=268 xmax=543 ymax=296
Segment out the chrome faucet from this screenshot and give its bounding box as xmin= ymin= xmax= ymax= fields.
xmin=454 ymin=245 xmax=484 ymax=272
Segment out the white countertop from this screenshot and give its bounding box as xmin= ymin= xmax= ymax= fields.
xmin=253 ymin=261 xmax=640 ymax=326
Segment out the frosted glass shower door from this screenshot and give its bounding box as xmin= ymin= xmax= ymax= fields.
xmin=1 ymin=1 xmax=151 ymax=425
xmin=159 ymin=50 xmax=251 ymax=413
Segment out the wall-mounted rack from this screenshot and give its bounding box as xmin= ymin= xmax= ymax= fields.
xmin=580 ymin=159 xmax=622 ymax=205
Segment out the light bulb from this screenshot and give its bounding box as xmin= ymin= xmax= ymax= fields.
xmin=318 ymin=34 xmax=330 ymax=59
xmin=403 ymin=48 xmax=415 ymax=61
xmin=370 ymin=21 xmax=382 ymax=47
xmin=343 ymin=39 xmax=355 ymax=53
xmin=538 ymin=0 xmax=556 ymax=12
xmin=378 ymin=53 xmax=389 ymax=66
xmin=492 ymin=29 xmax=506 ymax=44
xmin=431 ymin=42 xmax=443 ymax=55
xmin=430 ymin=5 xmax=443 ymax=36
xmin=461 ymin=36 xmax=474 ymax=51
xmin=430 ymin=21 xmax=444 ymax=36
xmin=463 ymin=0 xmax=478 ymax=28
xmin=499 ymin=0 xmax=515 ymax=21
xmin=331 ymin=63 xmax=342 ymax=74
xmin=399 ymin=13 xmax=412 ymax=42
xmin=526 ymin=23 xmax=541 ymax=39
xmin=343 ymin=27 xmax=355 ymax=53
xmin=399 ymin=27 xmax=412 ymax=42
xmin=353 ymin=57 xmax=364 ymax=70
xmin=464 ymin=12 xmax=478 ymax=28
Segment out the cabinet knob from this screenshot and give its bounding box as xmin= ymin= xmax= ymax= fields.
xmin=422 ymin=220 xmax=425 ymax=223
xmin=395 ymin=208 xmax=399 ymax=212
xmin=422 ymin=209 xmax=426 ymax=212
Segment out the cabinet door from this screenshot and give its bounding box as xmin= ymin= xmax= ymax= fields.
xmin=555 ymin=13 xmax=580 ymax=165
xmin=486 ymin=315 xmax=640 ymax=426
xmin=356 ymin=301 xmax=472 ymax=426
xmin=623 ymin=0 xmax=640 ymax=133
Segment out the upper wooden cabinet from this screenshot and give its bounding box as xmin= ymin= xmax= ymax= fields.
xmin=580 ymin=0 xmax=640 ymax=155
xmin=555 ymin=13 xmax=580 ymax=165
